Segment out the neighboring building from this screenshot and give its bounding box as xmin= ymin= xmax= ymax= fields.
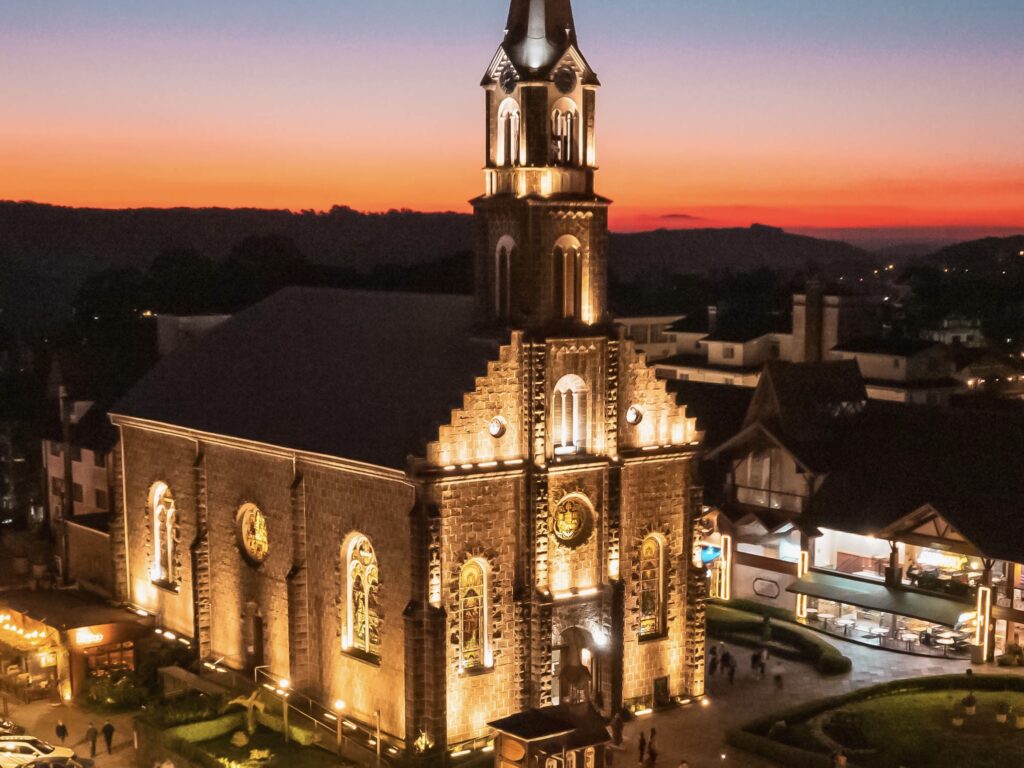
xmin=922 ymin=313 xmax=987 ymax=348
xmin=633 ymin=285 xmax=968 ymax=405
xmin=702 ymin=361 xmax=1024 ymax=661
xmin=829 ymin=336 xmax=961 ymax=405
xmin=953 ymin=348 xmax=1024 ymax=398
xmin=615 ymin=315 xmax=682 ymax=362
xmin=107 ymin=2 xmax=708 ymax=760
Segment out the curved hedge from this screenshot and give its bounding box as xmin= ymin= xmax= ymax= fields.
xmin=727 ymin=674 xmax=1024 ymax=767
xmin=707 ymin=605 xmax=852 ymax=675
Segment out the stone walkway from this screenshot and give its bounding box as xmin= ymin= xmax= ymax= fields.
xmin=1 ymin=696 xmax=137 ymax=768
xmin=620 ymin=635 xmax=979 ymax=768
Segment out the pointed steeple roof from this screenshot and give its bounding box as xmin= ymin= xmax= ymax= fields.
xmin=503 ymin=0 xmax=577 ymax=73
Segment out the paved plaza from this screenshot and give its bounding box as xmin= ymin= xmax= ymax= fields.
xmin=619 ymin=635 xmax=976 ymax=768
xmin=1 ymin=695 xmax=137 ymax=768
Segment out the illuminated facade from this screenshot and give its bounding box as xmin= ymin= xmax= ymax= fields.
xmin=108 ymin=0 xmax=707 ymax=760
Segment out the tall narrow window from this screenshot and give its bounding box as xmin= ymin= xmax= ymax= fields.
xmin=498 ymin=100 xmax=521 ymax=167
xmin=345 ymin=535 xmax=381 ymax=660
xmin=551 ymin=100 xmax=579 ymax=166
xmin=639 ymin=535 xmax=665 ymax=638
xmin=150 ymin=482 xmax=176 ymax=585
xmin=459 ymin=559 xmax=490 ymax=670
xmin=495 ymin=236 xmax=516 ymax=320
xmin=554 ymin=242 xmax=584 ymax=320
xmin=553 ymin=374 xmax=589 ymax=455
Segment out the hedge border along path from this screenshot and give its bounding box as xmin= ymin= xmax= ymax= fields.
xmin=726 ymin=673 xmax=1024 ymax=768
xmin=707 ymin=603 xmax=853 ymax=675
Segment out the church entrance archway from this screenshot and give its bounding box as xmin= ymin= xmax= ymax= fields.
xmin=553 ymin=626 xmax=601 ymax=706
xmin=242 ymin=601 xmax=265 ymax=671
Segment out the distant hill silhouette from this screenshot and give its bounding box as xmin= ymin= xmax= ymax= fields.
xmin=608 ymin=223 xmax=873 ymax=280
xmin=925 ymin=235 xmax=1024 ymax=273
xmin=2 ymin=201 xmax=1013 ymax=334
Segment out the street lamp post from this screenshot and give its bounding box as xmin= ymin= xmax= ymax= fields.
xmin=333 ymin=700 xmax=346 ymax=756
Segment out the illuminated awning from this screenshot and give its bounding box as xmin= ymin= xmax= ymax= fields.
xmin=787 ymin=571 xmax=969 ymax=627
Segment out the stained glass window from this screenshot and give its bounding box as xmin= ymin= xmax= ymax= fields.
xmin=639 ymin=535 xmax=664 ymax=638
xmin=346 ymin=535 xmax=381 ymax=660
xmin=460 ymin=560 xmax=488 ymax=669
xmin=151 ymin=483 xmax=176 ymax=584
xmin=238 ymin=504 xmax=269 ymax=564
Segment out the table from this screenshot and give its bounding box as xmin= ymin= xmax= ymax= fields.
xmin=835 ymin=618 xmax=855 ymax=636
xmin=817 ymin=613 xmax=835 ymax=629
xmin=935 ymin=638 xmax=955 ymax=656
xmin=868 ymin=627 xmax=888 ymax=644
xmin=899 ymin=632 xmax=919 ymax=651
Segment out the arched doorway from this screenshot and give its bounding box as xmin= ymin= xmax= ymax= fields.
xmin=553 ymin=627 xmax=601 ymax=705
xmin=242 ymin=601 xmax=265 ymax=671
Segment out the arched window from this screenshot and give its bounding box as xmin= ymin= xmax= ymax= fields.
xmin=498 ymin=99 xmax=521 ymax=167
xmin=640 ymin=535 xmax=665 ymax=638
xmin=553 ymin=236 xmax=584 ymax=320
xmin=150 ymin=482 xmax=176 ymax=584
xmin=344 ymin=534 xmax=381 ymax=660
xmin=459 ymin=559 xmax=490 ymax=670
xmin=553 ymin=374 xmax=589 ymax=455
xmin=495 ymin=236 xmax=516 ymax=320
xmin=551 ymin=99 xmax=579 ymax=166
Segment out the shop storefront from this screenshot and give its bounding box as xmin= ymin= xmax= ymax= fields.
xmin=0 ymin=589 xmax=151 ymax=702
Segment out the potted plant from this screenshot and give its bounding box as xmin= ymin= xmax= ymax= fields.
xmin=952 ymin=704 xmax=965 ymax=728
xmin=997 ymin=701 xmax=1011 ymax=724
xmin=962 ymin=694 xmax=977 ymax=716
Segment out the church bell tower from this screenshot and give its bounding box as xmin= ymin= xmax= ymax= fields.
xmin=474 ymin=0 xmax=609 ymax=331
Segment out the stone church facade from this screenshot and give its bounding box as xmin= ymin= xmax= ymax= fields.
xmin=109 ymin=0 xmax=707 ymax=759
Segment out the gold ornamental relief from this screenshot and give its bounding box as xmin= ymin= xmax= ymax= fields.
xmin=551 ymin=493 xmax=594 ymax=547
xmin=238 ymin=503 xmax=270 ymax=564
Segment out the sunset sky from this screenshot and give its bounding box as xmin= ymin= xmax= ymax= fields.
xmin=2 ymin=0 xmax=1022 ymax=240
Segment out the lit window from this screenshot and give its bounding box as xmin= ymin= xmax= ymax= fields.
xmin=459 ymin=559 xmax=490 ymax=670
xmin=498 ymin=99 xmax=521 ymax=167
xmin=344 ymin=535 xmax=381 ymax=660
xmin=553 ymin=238 xmax=584 ymax=320
xmin=552 ymin=374 xmax=589 ymax=455
xmin=150 ymin=482 xmax=176 ymax=585
xmin=639 ymin=535 xmax=665 ymax=638
xmin=551 ymin=101 xmax=579 ymax=166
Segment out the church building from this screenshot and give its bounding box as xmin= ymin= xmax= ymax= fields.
xmin=108 ymin=0 xmax=707 ymax=760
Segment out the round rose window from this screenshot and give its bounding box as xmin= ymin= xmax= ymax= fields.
xmin=551 ymin=494 xmax=593 ymax=547
xmin=238 ymin=504 xmax=269 ymax=564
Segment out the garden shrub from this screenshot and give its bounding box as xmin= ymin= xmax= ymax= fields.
xmin=707 ymin=605 xmax=852 ymax=675
xmin=85 ymin=671 xmax=149 ymax=710
xmin=165 ymin=712 xmax=245 ymax=743
xmin=255 ymin=709 xmax=318 ymax=746
xmin=150 ymin=691 xmax=225 ymax=727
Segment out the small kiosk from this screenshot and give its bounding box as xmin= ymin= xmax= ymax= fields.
xmin=488 ymin=704 xmax=609 ymax=768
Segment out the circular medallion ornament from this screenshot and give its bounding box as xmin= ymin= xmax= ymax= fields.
xmin=554 ymin=67 xmax=577 ymax=94
xmin=237 ymin=504 xmax=269 ymax=565
xmin=626 ymin=405 xmax=644 ymax=425
xmin=500 ymin=66 xmax=518 ymax=95
xmin=552 ymin=494 xmax=593 ymax=547
xmin=489 ymin=416 xmax=507 ymax=438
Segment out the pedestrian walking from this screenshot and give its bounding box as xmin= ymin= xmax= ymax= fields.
xmin=709 ymin=644 xmax=719 ymax=674
xmin=55 ymin=720 xmax=68 ymax=744
xmin=102 ymin=720 xmax=115 ymax=755
xmin=610 ymin=711 xmax=624 ymax=746
xmin=721 ymin=650 xmax=733 ymax=671
xmin=638 ymin=731 xmax=647 ymax=765
xmin=647 ymin=729 xmax=659 ymax=765
xmin=727 ymin=656 xmax=737 ymax=685
xmin=773 ymin=661 xmax=785 ymax=691
xmin=85 ymin=722 xmax=98 ymax=758
xmin=750 ymin=650 xmax=760 ymax=677
xmin=759 ymin=648 xmax=770 ymax=679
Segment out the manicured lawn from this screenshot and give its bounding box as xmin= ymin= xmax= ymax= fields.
xmin=783 ymin=691 xmax=1024 ymax=768
xmin=200 ymin=727 xmax=347 ymax=768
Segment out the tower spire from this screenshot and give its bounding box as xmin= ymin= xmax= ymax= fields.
xmin=503 ymin=0 xmax=577 ymax=72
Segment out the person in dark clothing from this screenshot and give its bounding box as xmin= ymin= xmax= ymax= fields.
xmin=638 ymin=731 xmax=647 ymax=765
xmin=85 ymin=723 xmax=98 ymax=758
xmin=720 ymin=650 xmax=734 ymax=671
xmin=610 ymin=712 xmax=624 ymax=746
xmin=101 ymin=720 xmax=115 ymax=755
xmin=647 ymin=729 xmax=658 ymax=765
xmin=708 ymin=645 xmax=719 ymax=676
xmin=55 ymin=721 xmax=68 ymax=744
xmin=727 ymin=656 xmax=737 ymax=684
